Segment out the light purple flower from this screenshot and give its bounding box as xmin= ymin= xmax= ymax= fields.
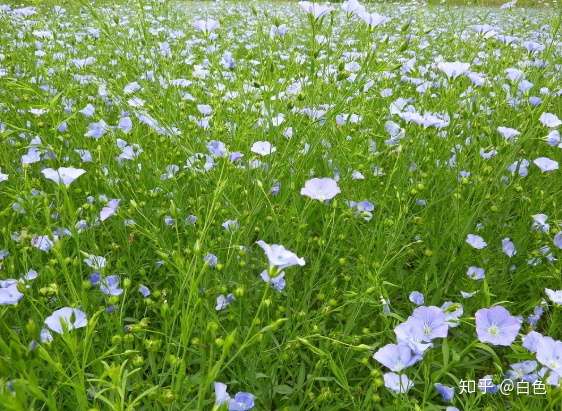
xmin=208 ymin=140 xmax=228 ymax=157
xmin=467 ymin=266 xmax=485 ymax=280
xmin=214 ymin=382 xmax=255 ymax=410
xmin=523 ymin=331 xmax=544 ymax=353
xmin=394 ymin=317 xmax=433 ymax=354
xmin=539 ymin=112 xmax=562 ymax=128
xmin=250 ymin=141 xmax=276 ymax=156
xmin=434 ymin=383 xmax=455 ymax=402
xmin=299 ymin=1 xmax=334 ymax=19
xmin=300 ymin=178 xmax=341 ymax=201
xmin=100 ymin=199 xmax=120 ymax=221
xmin=534 ymin=157 xmax=559 ymax=172
xmin=437 ymin=61 xmax=470 ymax=79
xmin=412 ymin=306 xmax=449 ymax=341
xmin=260 ymin=270 xmax=286 ymax=292
xmin=373 ymin=343 xmax=421 ymax=371
xmin=383 ymin=372 xmax=413 ymax=393
xmin=545 ymin=288 xmax=562 ymax=305
xmin=139 ymin=284 xmax=151 ymax=298
xmin=466 ymin=234 xmax=487 ymax=249
xmin=204 ymin=253 xmax=218 ymax=267
xmin=31 ymin=235 xmax=54 ymax=252
xmin=216 ymin=294 xmax=235 ymax=311
xmin=502 ymin=238 xmax=517 ymax=257
xmin=475 ymin=306 xmax=522 ymax=346
xmin=99 ymin=275 xmax=123 ymax=296
xmin=554 ymin=232 xmax=562 ymax=249
xmin=44 ymin=307 xmax=87 ymax=334
xmin=42 ymin=167 xmax=86 ymax=186
xmin=0 ymin=280 xmax=23 ymax=305
xmin=256 ymin=240 xmax=305 ymax=270
xmin=536 ymin=336 xmax=562 ymax=375
xmin=409 ymin=291 xmax=424 ymax=305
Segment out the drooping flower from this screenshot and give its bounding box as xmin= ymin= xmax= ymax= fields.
xmin=256 ymin=240 xmax=305 ymax=270
xmin=434 ymin=383 xmax=455 ymax=402
xmin=373 ymin=343 xmax=421 ymax=372
xmin=300 ymin=178 xmax=341 ymax=201
xmin=475 ymin=306 xmax=522 ymax=346
xmin=383 ymin=372 xmax=413 ymax=393
xmin=41 ymin=167 xmax=86 ymax=186
xmin=44 ymin=307 xmax=87 ymax=334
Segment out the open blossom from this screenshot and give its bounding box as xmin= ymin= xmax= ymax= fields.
xmin=44 ymin=307 xmax=87 ymax=334
xmin=250 ymin=141 xmax=276 ymax=156
xmin=534 ymin=157 xmax=559 ymax=172
xmin=0 ymin=280 xmax=23 ymax=305
xmin=193 ymin=18 xmax=219 ymax=32
xmin=214 ymin=382 xmax=255 ymax=411
xmin=41 ymin=167 xmax=86 ymax=186
xmin=466 ymin=234 xmax=487 ymax=249
xmin=300 ymin=177 xmax=340 ymax=201
xmin=373 ymin=343 xmax=421 ymax=372
xmin=412 ymin=306 xmax=449 ymax=341
xmin=298 ymin=1 xmax=334 ymax=19
xmin=475 ymin=306 xmax=522 ymax=346
xmin=536 ymin=337 xmax=562 ymax=375
xmin=545 ymin=288 xmax=562 ymax=305
xmin=256 ymin=240 xmax=305 ymax=270
xmin=437 ymin=61 xmax=470 ymax=79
